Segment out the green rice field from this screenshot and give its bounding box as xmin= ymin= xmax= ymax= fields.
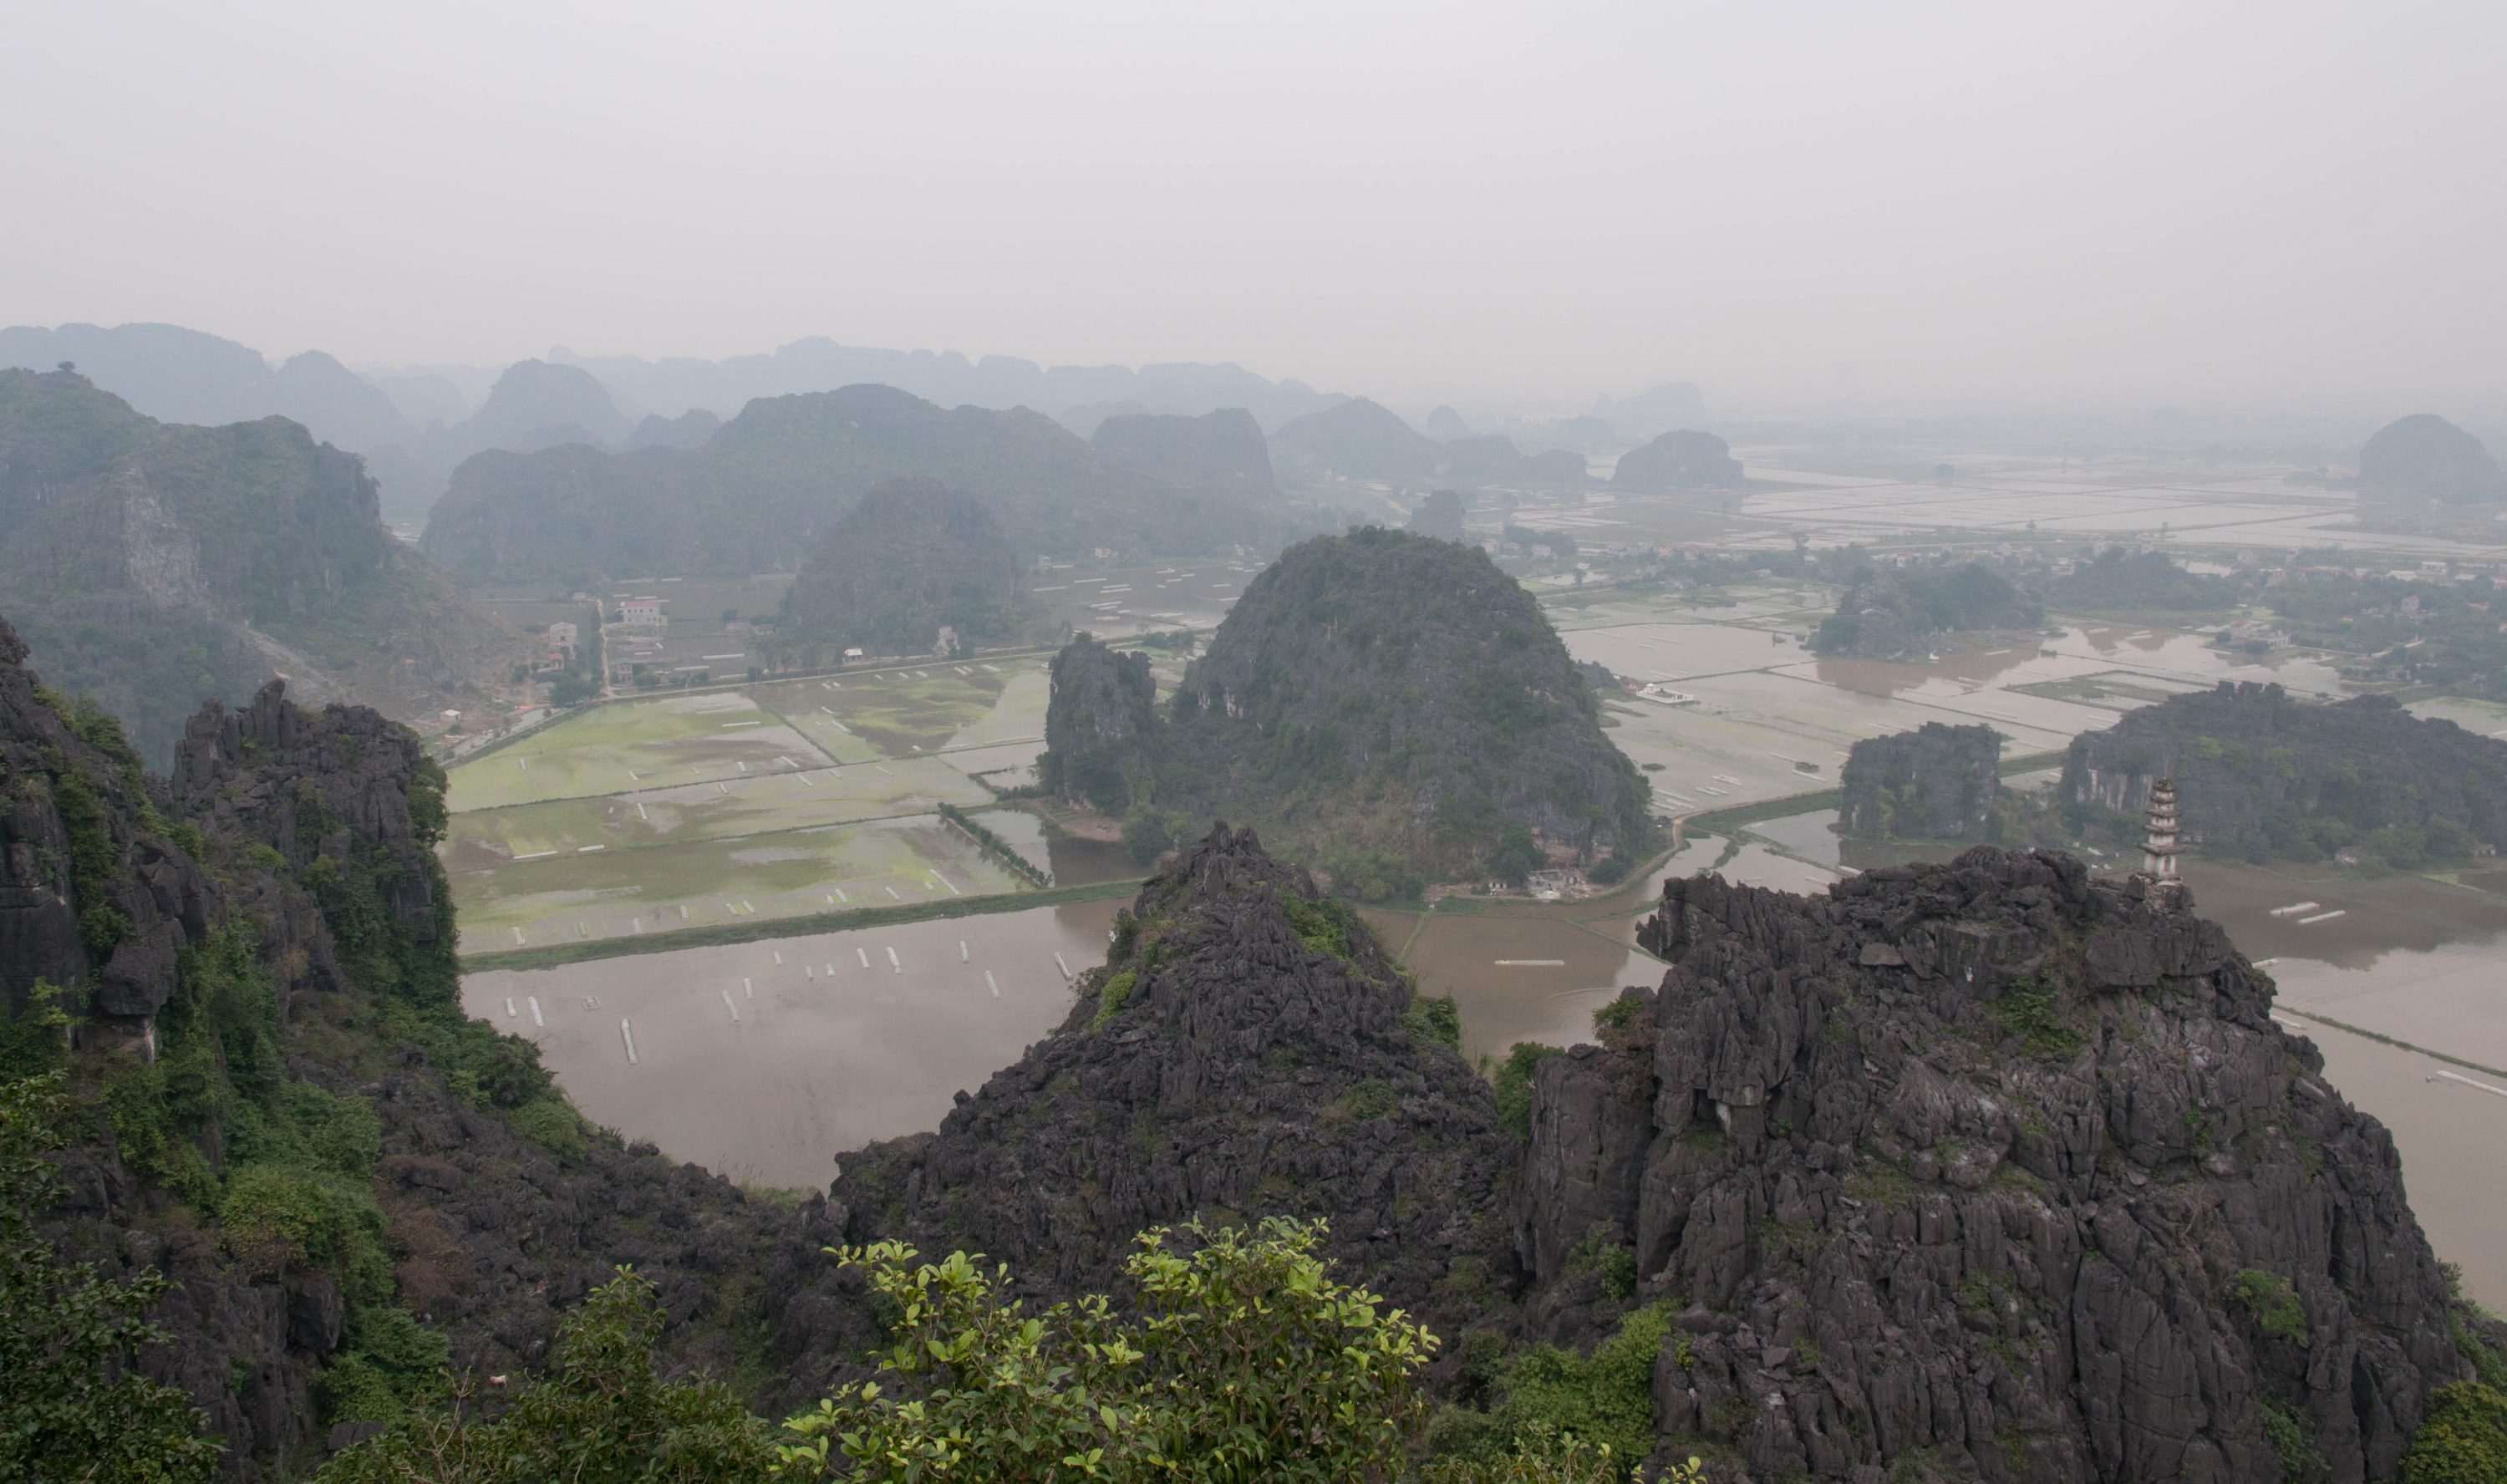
xmin=443 ymin=658 xmax=1057 ymax=953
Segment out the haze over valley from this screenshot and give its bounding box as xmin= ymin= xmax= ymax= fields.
xmin=7 ymin=4 xmax=2507 ymax=1481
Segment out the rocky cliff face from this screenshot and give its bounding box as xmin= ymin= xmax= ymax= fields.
xmin=1171 ymin=530 xmax=1650 ymax=877
xmin=1037 ymin=635 xmax=1167 ymax=812
xmin=0 ymin=368 xmax=519 ymax=765
xmin=1090 ymin=407 xmax=1277 ymax=502
xmin=774 ymin=476 xmax=1026 ymax=658
xmin=2063 ymin=682 xmax=2507 ymax=861
xmin=1840 ymin=722 xmax=2001 ymax=840
xmin=425 ymin=384 xmax=1317 ymax=582
xmin=1523 ymin=851 xmax=2474 ymax=1481
xmin=2 ymin=613 xmax=873 ymax=1477
xmin=1610 ymin=429 xmax=1744 ymax=490
xmin=1036 ymin=530 xmax=1651 ymax=882
xmin=2357 ymin=414 xmax=2504 ymax=503
xmin=833 ymin=826 xmax=1521 ymax=1331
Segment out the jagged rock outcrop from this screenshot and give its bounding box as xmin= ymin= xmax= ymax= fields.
xmin=833 ymin=826 xmax=1520 ymax=1330
xmin=1611 ymin=429 xmax=1744 ymax=490
xmin=1525 ymin=850 xmax=2475 ymax=1482
xmin=1840 ymin=722 xmax=2001 ymax=840
xmin=2357 ymin=414 xmax=2504 ymax=503
xmin=773 ymin=477 xmax=1026 ymax=658
xmin=1089 ymin=407 xmax=1276 ymax=502
xmin=2064 ymin=681 xmax=2507 ymax=861
xmin=0 ymin=368 xmax=519 ymax=765
xmin=1813 ymin=563 xmax=2044 ymax=659
xmin=3 ymin=612 xmax=875 ymax=1477
xmin=1038 ymin=635 xmax=1167 ymax=811
xmin=425 ymin=383 xmax=1314 ymax=581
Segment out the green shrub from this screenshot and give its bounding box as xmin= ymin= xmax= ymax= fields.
xmin=1991 ymin=973 xmax=2084 ymax=1058
xmin=1492 ymin=1043 xmax=1562 ymax=1141
xmin=2403 ymin=1383 xmax=2507 ymax=1484
xmin=1093 ymin=969 xmax=1140 ymax=1031
xmin=1435 ymin=1304 xmax=1676 ymax=1471
xmin=509 ymin=1099 xmax=587 ymax=1161
xmin=322 ymin=1306 xmax=452 ymax=1425
xmin=1 ymin=1071 xmax=221 ymax=1484
xmin=219 ymin=1164 xmax=384 ymax=1274
xmin=2234 ymin=1268 xmax=2307 ymax=1344
xmin=778 ymin=1217 xmax=1434 ymax=1482
xmin=2262 ymin=1396 xmax=2328 ymax=1484
xmin=1403 ymin=992 xmax=1462 ymax=1050
xmin=318 ymin=1269 xmax=777 ymax=1483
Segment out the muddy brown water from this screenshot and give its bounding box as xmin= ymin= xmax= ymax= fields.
xmin=1394 ymin=912 xmax=1657 ymax=1062
xmin=461 ymin=899 xmax=1121 ymax=1188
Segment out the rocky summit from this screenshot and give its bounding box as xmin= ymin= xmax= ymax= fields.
xmin=2357 ymin=413 xmax=2504 ymax=503
xmin=831 ymin=824 xmax=1520 ymax=1331
xmin=1527 ymin=849 xmax=2484 ymax=1481
xmin=1609 ymin=429 xmax=1745 ymax=490
xmin=774 ymin=475 xmax=1026 ymax=659
xmin=0 ymin=367 xmax=517 ymax=766
xmin=1840 ymin=721 xmax=2002 ymax=840
xmin=1037 ymin=528 xmax=1653 ymax=886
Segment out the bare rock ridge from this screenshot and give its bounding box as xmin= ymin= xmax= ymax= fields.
xmin=831 ymin=823 xmax=1521 ymax=1331
xmin=1839 ymin=720 xmax=2001 ymax=841
xmin=1526 ymin=850 xmax=2479 ymax=1481
xmin=774 ymin=476 xmax=1026 ymax=659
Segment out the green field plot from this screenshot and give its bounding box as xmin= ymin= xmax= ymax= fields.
xmin=448 ymin=815 xmax=1028 ymax=951
xmin=445 ymin=756 xmax=996 ymax=864
xmin=2407 ymin=694 xmax=2507 ymax=739
xmin=755 ymin=659 xmax=1046 ymax=758
xmin=447 ymin=692 xmax=833 ymax=811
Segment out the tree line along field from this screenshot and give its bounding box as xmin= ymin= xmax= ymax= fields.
xmin=440 ymin=657 xmax=1055 ymax=954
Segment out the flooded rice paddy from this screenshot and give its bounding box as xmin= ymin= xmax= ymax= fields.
xmin=443 ymin=657 xmax=1059 ymax=953
xmin=463 ymin=898 xmax=1122 ymax=1187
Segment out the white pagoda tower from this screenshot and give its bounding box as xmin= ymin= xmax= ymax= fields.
xmin=2142 ymin=777 xmax=2183 ymax=895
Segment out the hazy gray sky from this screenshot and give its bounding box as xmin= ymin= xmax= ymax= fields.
xmin=7 ymin=0 xmax=2502 ymax=416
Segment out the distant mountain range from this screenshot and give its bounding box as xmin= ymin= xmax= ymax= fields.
xmin=1265 ymin=398 xmax=1585 ymax=488
xmin=0 ymin=367 xmax=518 ymax=765
xmin=422 ymin=383 xmax=1325 ymax=583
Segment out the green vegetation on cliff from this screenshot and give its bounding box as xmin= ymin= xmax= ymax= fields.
xmin=1037 ymin=530 xmax=1651 ymax=892
xmin=0 ymin=367 xmax=516 ymax=765
xmin=770 ymin=477 xmax=1030 ymax=661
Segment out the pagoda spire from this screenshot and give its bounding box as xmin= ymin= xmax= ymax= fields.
xmin=2142 ymin=776 xmax=2183 ymax=896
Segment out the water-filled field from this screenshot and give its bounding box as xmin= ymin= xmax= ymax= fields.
xmin=443 ymin=655 xmax=1065 ymax=953
xmin=461 ymin=889 xmax=1124 ymax=1187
